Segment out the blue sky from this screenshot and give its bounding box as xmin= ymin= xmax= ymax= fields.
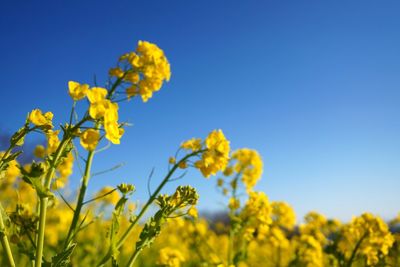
xmin=1 ymin=1 xmax=399 ymax=222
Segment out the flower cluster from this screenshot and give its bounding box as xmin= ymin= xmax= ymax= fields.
xmin=296 ymin=235 xmax=324 ymax=267
xmin=157 ymin=247 xmax=185 ymax=267
xmin=224 ymin=148 xmax=263 ymax=192
xmin=157 ymin=185 xmax=199 ymax=212
xmin=338 ymin=213 xmax=394 ymax=265
xmin=239 ymin=191 xmax=272 ymax=240
xmin=178 ymin=130 xmax=230 ymax=178
xmin=271 ymin=201 xmax=296 ymax=229
xmin=112 ymin=40 xmax=171 ymax=102
xmin=28 ymin=109 xmax=54 ymax=130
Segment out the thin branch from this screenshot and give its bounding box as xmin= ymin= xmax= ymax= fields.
xmin=168 ymin=171 xmax=188 ymax=182
xmin=147 ymin=168 xmax=155 ymax=197
xmin=94 ymin=142 xmax=111 ymax=154
xmin=82 ymin=188 xmax=118 ymax=206
xmin=72 ymin=146 xmax=83 ymax=176
xmin=56 ymin=190 xmax=75 ymax=212
xmin=92 ymin=163 xmax=125 ymax=177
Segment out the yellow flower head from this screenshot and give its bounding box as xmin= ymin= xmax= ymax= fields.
xmin=157 ymin=247 xmax=185 ymax=267
xmin=117 ymin=40 xmax=171 ymax=102
xmin=296 ymin=235 xmax=324 ymax=267
xmin=194 ymin=129 xmax=230 ymax=178
xmin=56 ymin=152 xmax=74 ymax=185
xmin=68 ymin=81 xmax=89 ymax=101
xmin=240 ymin=191 xmax=272 ymax=240
xmin=46 ymin=130 xmax=60 ymax=154
xmin=95 ymin=186 xmax=120 ymax=205
xmin=231 ymin=148 xmax=263 ymax=192
xmin=87 ymin=87 xmax=108 ymax=103
xmin=109 ymin=67 xmax=124 ymax=78
xmin=34 ymin=145 xmax=46 ymax=158
xmin=87 ymin=87 xmax=110 ymax=119
xmin=0 ymin=152 xmax=20 ymax=183
xmin=168 ymin=157 xmax=176 ymax=165
xmin=80 ymin=129 xmax=100 ymax=151
xmin=271 ymin=201 xmax=296 ymax=229
xmin=29 ymin=109 xmax=53 ymax=129
xmin=187 ymin=206 xmax=198 ymax=219
xmin=103 ymin=102 xmax=124 ymax=144
xmin=337 ymin=213 xmax=394 ymax=265
xmin=181 ymin=138 xmax=202 ymax=152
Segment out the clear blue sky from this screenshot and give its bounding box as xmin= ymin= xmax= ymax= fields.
xmin=1 ymin=1 xmax=399 ymax=222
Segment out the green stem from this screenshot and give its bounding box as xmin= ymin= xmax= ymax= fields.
xmin=97 ymin=150 xmax=204 ymax=266
xmin=0 ymin=204 xmax=15 ymax=267
xmin=227 ymin=173 xmax=240 ymax=264
xmin=346 ymin=233 xmax=367 ymax=267
xmin=63 ymin=149 xmax=95 ymax=248
xmin=126 ymin=248 xmax=141 ymax=267
xmin=35 ymin=137 xmax=70 ymax=267
xmin=107 ymin=76 xmax=124 ymax=100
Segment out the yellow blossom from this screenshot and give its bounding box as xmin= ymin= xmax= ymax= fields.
xmin=187 ymin=206 xmax=198 ymax=219
xmin=56 ymin=152 xmax=74 ymax=188
xmin=117 ymin=40 xmax=171 ymax=102
xmin=180 ymin=138 xmax=202 ymax=152
xmin=157 ymin=247 xmax=185 ymax=267
xmin=231 ymin=148 xmax=263 ymax=192
xmin=95 ymin=186 xmax=120 ymax=205
xmin=103 ymin=102 xmax=124 ymax=144
xmin=34 ymin=145 xmax=46 ymax=158
xmin=178 ymin=161 xmax=187 ymax=169
xmin=168 ymin=157 xmax=176 ymax=164
xmin=80 ymin=129 xmax=100 ymax=151
xmin=194 ymin=130 xmax=230 ymax=178
xmin=337 ymin=213 xmax=394 ymax=265
xmin=228 ymin=197 xmax=240 ymax=210
xmin=109 ymin=67 xmax=124 ymax=78
xmin=29 ymin=109 xmax=53 ymax=129
xmin=46 ymin=130 xmax=60 ymax=154
xmin=68 ymin=81 xmax=89 ymax=101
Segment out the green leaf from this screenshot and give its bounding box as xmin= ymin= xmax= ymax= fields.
xmin=51 ymin=243 xmax=76 ymax=267
xmin=11 ymin=126 xmax=28 ymax=146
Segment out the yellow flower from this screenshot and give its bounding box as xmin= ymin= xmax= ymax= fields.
xmin=103 ymin=102 xmax=124 ymax=144
xmin=240 ymin=191 xmax=272 ymax=240
xmin=46 ymin=130 xmax=60 ymax=154
xmin=157 ymin=247 xmax=185 ymax=267
xmin=337 ymin=213 xmax=394 ymax=265
xmin=29 ymin=109 xmax=53 ymax=129
xmin=95 ymin=186 xmax=120 ymax=205
xmin=0 ymin=152 xmax=20 ymax=183
xmin=187 ymin=206 xmax=198 ymax=219
xmin=178 ymin=161 xmax=187 ymax=169
xmin=34 ymin=145 xmax=46 ymax=158
xmin=180 ymin=138 xmax=202 ymax=152
xmin=231 ymin=148 xmax=263 ymax=192
xmin=271 ymin=201 xmax=296 ymax=229
xmin=87 ymin=87 xmax=109 ymax=119
xmin=68 ymin=81 xmax=89 ymax=101
xmin=109 ymin=67 xmax=124 ymax=78
xmin=228 ymin=197 xmax=240 ymax=210
xmin=296 ymin=235 xmax=324 ymax=267
xmin=87 ymin=87 xmax=108 ymax=103
xmin=124 ymin=72 xmax=140 ymax=84
xmin=168 ymin=157 xmax=176 ymax=164
xmin=194 ymin=130 xmax=230 ymax=178
xmin=56 ymin=152 xmax=74 ymax=187
xmin=117 ymin=40 xmax=171 ymax=102
xmin=80 ymin=129 xmax=100 ymax=151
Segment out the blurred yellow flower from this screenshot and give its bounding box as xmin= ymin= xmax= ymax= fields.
xmin=68 ymin=81 xmax=89 ymax=101
xmin=80 ymin=129 xmax=100 ymax=151
xmin=29 ymin=109 xmax=53 ymax=129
